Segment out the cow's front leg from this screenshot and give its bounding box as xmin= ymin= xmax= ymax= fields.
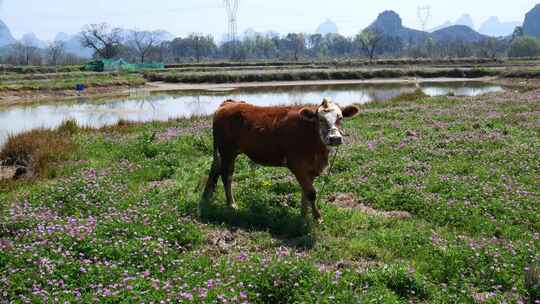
xmin=292 ymin=169 xmax=321 ymax=223
xmin=306 ymin=187 xmax=321 ymax=223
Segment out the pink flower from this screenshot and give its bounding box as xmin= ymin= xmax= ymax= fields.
xmin=240 ymin=291 xmax=248 ymax=299
xmin=180 ymin=292 xmax=193 ymax=301
xmin=276 ymin=246 xmax=290 ymax=258
xmin=236 ymin=252 xmax=248 ymax=262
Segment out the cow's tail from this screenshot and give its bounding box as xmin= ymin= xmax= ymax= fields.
xmin=200 ymin=127 xmax=222 ymax=207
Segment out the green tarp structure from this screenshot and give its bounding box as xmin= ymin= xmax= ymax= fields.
xmin=83 ymin=59 xmax=164 ymax=72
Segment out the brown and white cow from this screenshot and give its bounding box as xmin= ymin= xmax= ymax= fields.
xmin=201 ymin=98 xmax=359 ymax=222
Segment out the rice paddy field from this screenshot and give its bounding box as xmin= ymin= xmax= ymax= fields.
xmin=1 ymin=58 xmax=540 ymax=106
xmin=0 ymin=83 xmax=539 ymax=302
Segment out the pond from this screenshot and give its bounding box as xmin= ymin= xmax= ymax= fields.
xmin=0 ymin=81 xmax=504 ymax=147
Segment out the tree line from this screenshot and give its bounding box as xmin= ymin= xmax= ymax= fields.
xmin=2 ymin=22 xmax=540 ymax=66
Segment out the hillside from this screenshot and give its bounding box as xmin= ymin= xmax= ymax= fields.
xmin=432 ymin=25 xmax=489 ymax=43
xmin=367 ymin=11 xmax=487 ymax=44
xmin=0 ymin=19 xmax=15 ymax=47
xmin=316 ymin=19 xmax=339 ymax=35
xmin=430 ymin=14 xmax=476 ymax=33
xmin=479 ymin=17 xmax=521 ymax=37
xmin=367 ymin=11 xmax=428 ymax=45
xmin=524 ymin=3 xmax=540 ymax=40
xmin=55 ymin=33 xmax=95 ymax=58
xmin=21 ymin=32 xmax=47 ymax=49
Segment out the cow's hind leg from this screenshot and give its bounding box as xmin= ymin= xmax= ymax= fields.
xmin=221 ymin=152 xmax=238 ymax=209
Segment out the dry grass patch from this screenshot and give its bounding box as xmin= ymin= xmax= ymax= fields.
xmin=329 ymin=192 xmax=412 ymax=219
xmin=0 ymin=121 xmax=78 ymax=179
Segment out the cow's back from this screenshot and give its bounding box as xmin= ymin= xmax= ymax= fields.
xmin=212 ymin=101 xmax=327 ymax=169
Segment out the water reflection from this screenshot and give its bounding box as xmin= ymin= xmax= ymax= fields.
xmin=0 ymin=81 xmax=504 ymax=147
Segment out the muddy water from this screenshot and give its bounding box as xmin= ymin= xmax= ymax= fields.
xmin=0 ymin=81 xmax=504 ymax=147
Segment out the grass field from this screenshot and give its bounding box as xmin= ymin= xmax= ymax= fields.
xmin=143 ymin=67 xmax=498 ymax=84
xmin=0 ymin=73 xmax=145 ymax=92
xmin=1 ymin=89 xmax=539 ymax=303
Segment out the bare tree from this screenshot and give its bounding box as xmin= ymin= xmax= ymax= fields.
xmin=127 ymin=30 xmax=162 ymax=63
xmin=356 ymin=30 xmax=383 ymax=62
xmin=7 ymin=43 xmax=25 ymax=65
xmin=187 ymin=33 xmax=216 ymax=62
xmin=284 ymin=33 xmax=306 ymax=61
xmin=156 ymin=41 xmax=171 ymax=63
xmin=478 ymin=38 xmax=499 ymax=59
xmin=80 ymin=23 xmax=124 ymax=59
xmin=10 ymin=37 xmax=42 ymax=65
xmin=46 ymin=40 xmax=66 ymax=65
xmin=191 ymin=34 xmax=203 ymax=62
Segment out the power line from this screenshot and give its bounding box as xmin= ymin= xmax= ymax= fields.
xmin=224 ymin=0 xmax=239 ymax=43
xmin=417 ymin=5 xmax=431 ymax=31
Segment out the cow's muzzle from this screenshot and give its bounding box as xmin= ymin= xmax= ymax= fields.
xmin=328 ymin=136 xmax=343 ymax=146
xmin=326 ymin=127 xmax=344 ymax=146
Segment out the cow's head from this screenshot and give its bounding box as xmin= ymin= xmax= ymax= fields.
xmin=300 ymin=98 xmax=359 ymax=146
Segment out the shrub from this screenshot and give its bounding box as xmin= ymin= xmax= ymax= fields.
xmin=0 ymin=123 xmax=78 ymax=178
xmin=508 ymin=36 xmax=540 ymax=58
xmin=391 ymin=89 xmax=429 ymax=102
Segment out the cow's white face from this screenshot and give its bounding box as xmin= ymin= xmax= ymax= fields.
xmin=300 ymin=98 xmax=359 ymax=147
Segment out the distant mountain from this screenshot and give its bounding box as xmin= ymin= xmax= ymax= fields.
xmin=0 ymin=19 xmax=16 ymax=47
xmin=430 ymin=21 xmax=453 ymax=32
xmin=432 ymin=25 xmax=488 ymax=43
xmin=455 ymin=14 xmax=475 ymax=29
xmin=54 ymin=33 xmax=93 ymax=58
xmin=316 ymin=19 xmax=339 ymax=36
xmin=55 ymin=32 xmax=71 ymax=42
xmin=21 ymin=32 xmax=47 ymax=49
xmin=365 ymin=10 xmax=488 ymax=45
xmin=155 ymin=30 xmax=174 ymax=42
xmin=523 ymin=4 xmax=540 ymax=40
xmin=479 ymin=17 xmax=521 ymax=37
xmin=430 ymin=14 xmax=476 ymax=33
xmin=367 ymin=10 xmax=428 ymax=45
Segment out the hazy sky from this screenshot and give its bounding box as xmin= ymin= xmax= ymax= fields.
xmin=0 ymin=0 xmax=537 ymax=40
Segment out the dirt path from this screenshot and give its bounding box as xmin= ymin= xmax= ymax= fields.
xmin=0 ymin=86 xmax=134 ymax=108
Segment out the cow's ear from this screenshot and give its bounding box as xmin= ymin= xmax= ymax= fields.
xmin=299 ymin=108 xmax=317 ymax=120
xmin=342 ymin=106 xmax=359 ymax=118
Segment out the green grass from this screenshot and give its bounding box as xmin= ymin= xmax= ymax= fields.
xmin=0 ymin=93 xmax=539 ymax=303
xmin=0 ymin=73 xmax=146 ymax=91
xmin=0 ymin=71 xmax=128 ymax=82
xmin=164 ymin=58 xmax=502 ymax=69
xmin=0 ymin=65 xmax=83 ymax=74
xmin=144 ymin=67 xmax=497 ymax=84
